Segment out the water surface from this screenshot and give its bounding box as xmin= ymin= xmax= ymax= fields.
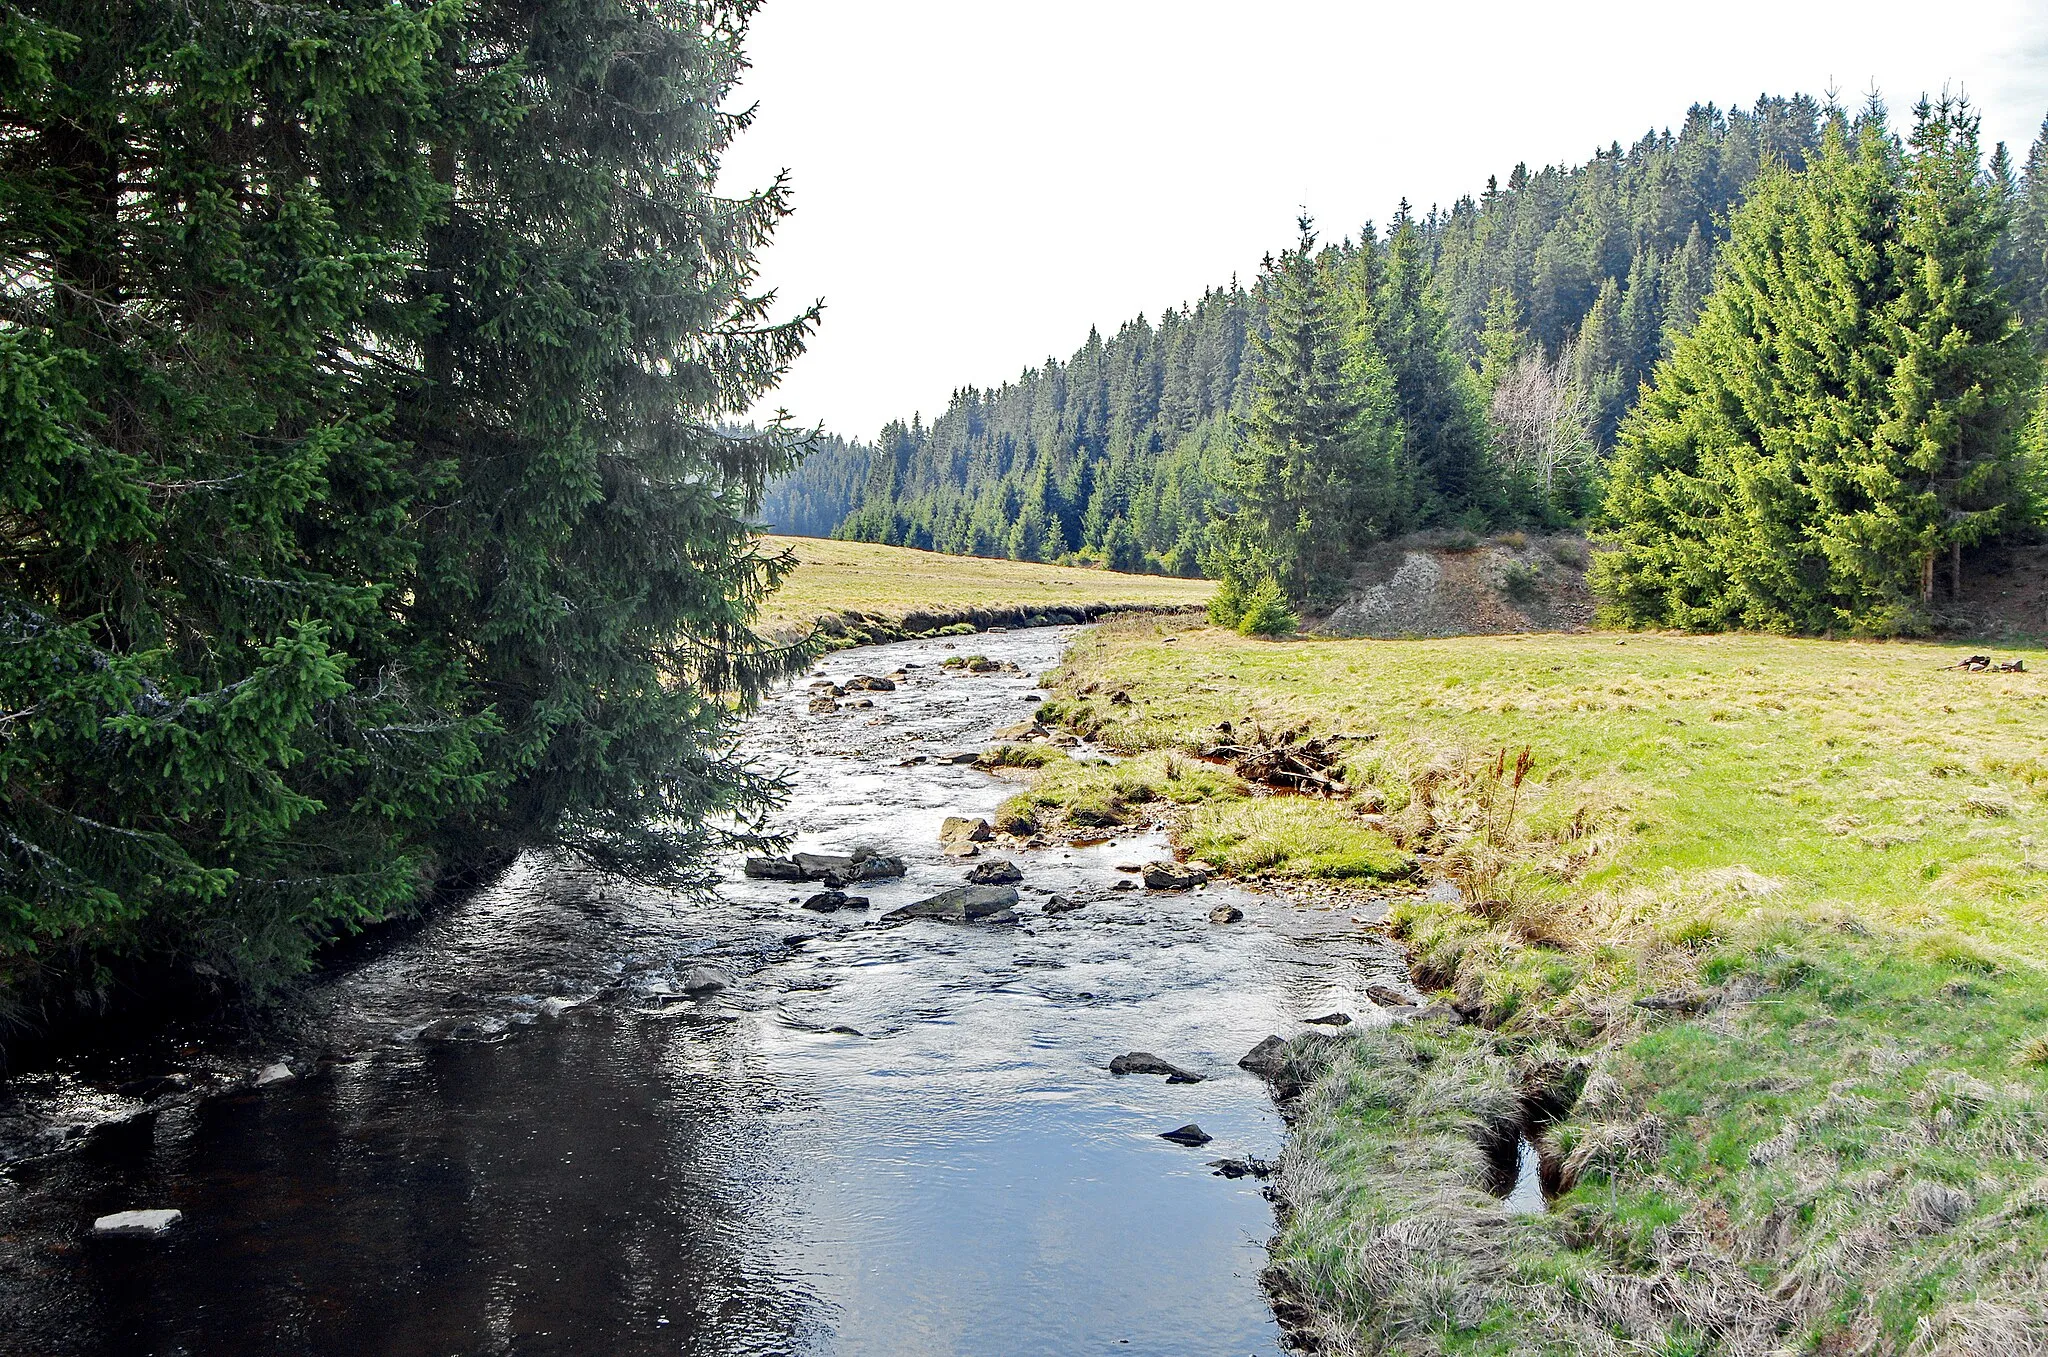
xmin=0 ymin=627 xmax=1413 ymax=1356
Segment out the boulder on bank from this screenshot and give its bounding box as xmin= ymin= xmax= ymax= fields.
xmin=1142 ymin=860 xmax=1210 ymax=891
xmin=1366 ymin=983 xmax=1419 ymax=1009
xmin=1109 ymin=1052 xmax=1205 ymax=1083
xmin=966 ymin=859 xmax=1023 ymax=885
xmin=882 ymin=885 xmax=1019 ymax=925
xmin=992 ymin=720 xmax=1046 ymax=741
xmin=1239 ymin=1034 xmax=1311 ymax=1100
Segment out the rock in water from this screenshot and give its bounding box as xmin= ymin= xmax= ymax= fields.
xmin=838 ymin=852 xmax=907 ymax=883
xmin=1142 ymin=860 xmax=1210 ymax=890
xmin=1365 ymin=984 xmax=1417 ymax=1008
xmin=679 ymin=965 xmax=734 ymax=995
xmin=1043 ymin=895 xmax=1085 ymax=914
xmin=1109 ymin=1052 xmax=1205 ymax=1083
xmin=1159 ymin=1124 xmax=1212 ymax=1147
xmin=1239 ymin=1035 xmax=1290 ymax=1079
xmin=807 ymin=696 xmax=839 ymax=714
xmin=1208 ymin=1157 xmax=1276 ymax=1179
xmin=252 ymin=1062 xmax=295 ymax=1087
xmin=881 ymin=885 xmax=1019 ymax=925
xmin=1240 ymin=1035 xmax=1309 ymax=1099
xmin=1207 ymin=904 xmax=1244 ymax=924
xmin=802 ymin=891 xmax=851 ymax=912
xmin=965 ymin=859 xmax=1023 ymax=885
xmin=93 ymin=1209 xmax=182 ymax=1237
xmin=939 ymin=816 xmax=993 ymax=846
xmin=845 ymin=674 xmax=896 ymax=691
xmin=1304 ymin=1011 xmax=1352 ymax=1026
xmin=744 ymin=857 xmax=809 ymax=881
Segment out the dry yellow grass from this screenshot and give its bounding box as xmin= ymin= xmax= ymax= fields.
xmin=756 ymin=535 xmax=1212 ymax=630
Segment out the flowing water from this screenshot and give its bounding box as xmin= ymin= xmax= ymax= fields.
xmin=0 ymin=626 xmax=1419 ymax=1357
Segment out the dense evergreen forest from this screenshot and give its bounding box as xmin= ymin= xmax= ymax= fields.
xmin=755 ymin=430 xmax=871 ymax=537
xmin=775 ymin=93 xmax=2048 ymax=611
xmin=0 ymin=0 xmax=812 ymax=1012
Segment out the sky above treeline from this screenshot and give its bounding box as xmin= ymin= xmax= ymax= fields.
xmin=718 ymin=0 xmax=2048 ymax=442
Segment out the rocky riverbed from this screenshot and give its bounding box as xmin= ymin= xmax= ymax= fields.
xmin=0 ymin=626 xmax=1421 ymax=1356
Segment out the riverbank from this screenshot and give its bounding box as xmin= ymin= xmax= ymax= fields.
xmin=1026 ymin=616 xmax=2048 ymax=1353
xmin=759 ymin=535 xmax=1213 ymax=648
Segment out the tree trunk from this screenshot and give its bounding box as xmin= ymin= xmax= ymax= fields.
xmin=1919 ymin=553 xmax=1935 ymax=604
xmin=1950 ymin=541 xmax=1962 ymax=601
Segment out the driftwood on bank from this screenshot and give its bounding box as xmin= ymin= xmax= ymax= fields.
xmin=1940 ymin=655 xmax=2026 ymax=673
xmin=1195 ymin=719 xmax=1370 ymax=796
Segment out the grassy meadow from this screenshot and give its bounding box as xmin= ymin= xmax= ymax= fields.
xmin=756 ymin=535 xmax=1212 ymax=632
xmin=1022 ymin=617 xmax=2048 ymax=1355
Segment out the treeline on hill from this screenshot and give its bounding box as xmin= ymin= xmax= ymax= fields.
xmin=793 ymin=95 xmax=1840 ymax=569
xmin=780 ymin=92 xmax=2048 ymax=635
xmin=0 ymin=0 xmax=811 ymax=1019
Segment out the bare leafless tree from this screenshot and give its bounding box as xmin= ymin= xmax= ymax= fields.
xmin=1488 ymin=340 xmax=1597 ymax=498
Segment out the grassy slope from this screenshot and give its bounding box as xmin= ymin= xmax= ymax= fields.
xmin=1032 ymin=617 xmax=2048 ymax=1356
xmin=756 ymin=535 xmax=1212 ymax=630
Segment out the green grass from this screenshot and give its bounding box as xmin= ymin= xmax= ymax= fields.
xmin=756 ymin=535 xmax=1212 ymax=633
xmin=1032 ymin=617 xmax=2048 ymax=1354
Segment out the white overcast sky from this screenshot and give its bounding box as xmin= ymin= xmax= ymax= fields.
xmin=718 ymin=0 xmax=2048 ymax=442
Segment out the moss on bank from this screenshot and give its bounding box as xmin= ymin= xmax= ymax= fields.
xmin=1031 ymin=617 xmax=2048 ymax=1354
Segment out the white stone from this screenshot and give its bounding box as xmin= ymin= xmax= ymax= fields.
xmin=253 ymin=1062 xmax=295 ymax=1086
xmin=93 ymin=1209 xmax=182 ymax=1237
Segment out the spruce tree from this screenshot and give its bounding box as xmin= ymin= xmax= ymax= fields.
xmin=1218 ymin=220 xmax=1390 ymax=605
xmin=1371 ymin=215 xmax=1492 ymax=523
xmin=2010 ymin=117 xmax=2048 ymax=337
xmin=1598 ymin=99 xmax=2038 ymax=634
xmin=1 ymin=0 xmax=815 ymax=996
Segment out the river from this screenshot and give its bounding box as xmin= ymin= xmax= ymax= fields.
xmin=0 ymin=625 xmax=1422 ymax=1356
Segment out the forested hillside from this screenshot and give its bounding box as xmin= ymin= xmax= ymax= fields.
xmin=777 ymin=95 xmax=2048 ymax=588
xmin=756 ymin=430 xmax=872 ymax=537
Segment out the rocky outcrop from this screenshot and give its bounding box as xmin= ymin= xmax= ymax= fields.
xmin=1319 ymin=533 xmax=1593 ymax=638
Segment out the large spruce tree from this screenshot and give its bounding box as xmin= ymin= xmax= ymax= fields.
xmin=1216 ymin=220 xmax=1395 ymax=605
xmin=0 ymin=0 xmax=812 ymax=1002
xmin=1597 ymin=98 xmax=2039 ymax=634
